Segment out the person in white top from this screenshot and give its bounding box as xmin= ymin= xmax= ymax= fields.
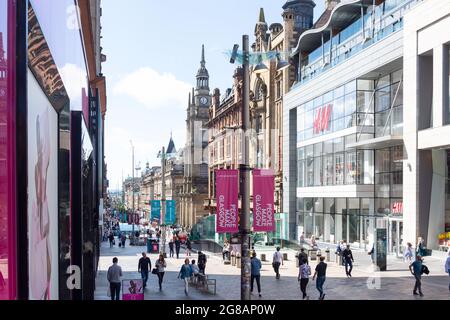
xmin=272 ymin=247 xmax=284 ymax=279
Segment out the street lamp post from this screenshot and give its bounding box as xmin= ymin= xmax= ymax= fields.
xmin=160 ymin=146 xmax=167 ymax=257
xmin=130 ymin=140 xmax=135 ymax=241
xmin=240 ymin=35 xmax=251 ymax=301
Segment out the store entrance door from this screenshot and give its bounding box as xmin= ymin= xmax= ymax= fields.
xmin=388 ymin=218 xmax=403 ymax=257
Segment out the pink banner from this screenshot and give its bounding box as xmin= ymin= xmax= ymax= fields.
xmin=253 ymin=169 xmax=275 ymax=232
xmin=216 ymin=170 xmax=239 ymax=233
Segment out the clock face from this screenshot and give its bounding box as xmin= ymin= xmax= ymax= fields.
xmin=200 ymin=97 xmax=208 ymax=105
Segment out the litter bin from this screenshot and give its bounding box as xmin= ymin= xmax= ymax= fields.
xmin=231 ymin=252 xmax=236 ymax=266
xmin=151 ymin=240 xmax=159 ymax=254
xmin=295 ymin=254 xmax=299 ymax=267
xmin=283 ymin=253 xmax=288 ymax=261
xmin=336 ymin=253 xmax=342 ymax=265
xmin=236 ymin=253 xmax=241 ymax=269
xmin=309 ymin=249 xmax=318 ymax=261
xmin=261 ymin=253 xmax=266 ymax=262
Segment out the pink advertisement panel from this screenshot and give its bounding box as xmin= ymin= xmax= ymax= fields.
xmin=0 ymin=0 xmax=17 ymax=300
xmin=122 ymin=279 xmax=144 ymax=301
xmin=253 ymin=169 xmax=275 ymax=232
xmin=216 ymin=170 xmax=239 ymax=234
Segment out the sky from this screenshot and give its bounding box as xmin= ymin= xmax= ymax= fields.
xmin=102 ymin=0 xmax=325 ymax=191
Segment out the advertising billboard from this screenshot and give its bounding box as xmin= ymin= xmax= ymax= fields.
xmin=27 ymin=70 xmax=59 ymax=300
xmin=122 ymin=279 xmax=144 ymax=301
xmin=0 ymin=0 xmax=16 ymax=301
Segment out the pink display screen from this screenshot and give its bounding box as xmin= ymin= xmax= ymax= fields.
xmin=0 ymin=0 xmax=17 ymax=300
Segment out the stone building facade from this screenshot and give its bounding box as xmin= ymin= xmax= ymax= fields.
xmin=179 ymin=46 xmax=210 ymax=228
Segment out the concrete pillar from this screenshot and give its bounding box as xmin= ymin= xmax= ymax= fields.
xmin=427 ymin=150 xmax=446 ymax=249
xmin=433 ymin=45 xmax=446 ymax=128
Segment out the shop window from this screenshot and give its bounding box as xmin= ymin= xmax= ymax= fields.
xmin=314 ymin=198 xmax=323 ymax=213
xmin=334 ymin=85 xmax=345 ymax=99
xmin=306 ymin=156 xmax=314 ymax=187
xmin=333 ymin=96 xmax=345 ymax=120
xmin=345 ymin=93 xmax=356 ymax=117
xmin=297 ymin=159 xmax=305 ymax=188
xmin=314 ymin=157 xmax=322 ymax=186
xmin=345 ymin=151 xmax=357 ymax=184
xmin=345 ymin=80 xmax=357 ymax=95
xmin=323 ymin=155 xmax=334 ymax=186
xmin=334 ymin=153 xmax=345 ymax=185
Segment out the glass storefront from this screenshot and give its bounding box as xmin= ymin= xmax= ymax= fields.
xmin=297 ymin=135 xmax=374 ymax=187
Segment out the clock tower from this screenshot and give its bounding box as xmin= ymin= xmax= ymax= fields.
xmin=180 ymin=45 xmax=211 ymax=228
xmin=195 ymin=44 xmax=211 ymax=107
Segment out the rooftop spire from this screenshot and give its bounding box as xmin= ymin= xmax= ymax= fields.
xmin=201 ymin=44 xmax=205 ymax=67
xmin=259 ymin=8 xmax=266 ymax=23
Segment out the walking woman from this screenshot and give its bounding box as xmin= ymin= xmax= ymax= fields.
xmin=155 ymin=254 xmax=167 ymax=291
xmin=298 ymin=258 xmax=311 ymax=300
xmin=178 ymin=258 xmax=193 ymax=296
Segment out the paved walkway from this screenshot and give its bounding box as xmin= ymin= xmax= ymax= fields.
xmin=95 ymin=239 xmax=450 ymax=300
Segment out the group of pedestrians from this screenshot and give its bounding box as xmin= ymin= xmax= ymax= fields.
xmin=107 ymin=231 xmax=126 ymax=248
xmin=169 ymin=237 xmax=192 ymax=259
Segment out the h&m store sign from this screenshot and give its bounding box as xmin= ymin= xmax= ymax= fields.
xmin=313 ymin=104 xmax=332 ymax=134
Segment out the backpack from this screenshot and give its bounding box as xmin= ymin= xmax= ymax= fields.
xmin=421 ymin=265 xmax=430 ymax=275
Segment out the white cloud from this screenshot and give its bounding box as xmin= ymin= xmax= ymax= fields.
xmin=113 ymin=67 xmax=192 ymax=110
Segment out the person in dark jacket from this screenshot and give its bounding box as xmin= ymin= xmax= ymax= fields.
xmin=342 ymin=245 xmax=354 ymax=277
xmin=185 ymin=239 xmax=192 ymax=257
xmin=108 ymin=232 xmax=115 ymax=248
xmin=175 ymin=237 xmax=181 ymax=259
xmin=169 ymin=239 xmax=174 ymax=258
xmin=198 ymin=251 xmax=207 ymax=274
xmin=138 ymin=252 xmax=151 ymax=289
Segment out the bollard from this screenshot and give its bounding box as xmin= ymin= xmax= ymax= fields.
xmin=231 ymin=252 xmax=236 ymax=266
xmin=236 ymin=253 xmax=241 ymax=269
xmin=295 ymin=254 xmax=299 ymax=267
xmin=261 ymin=253 xmax=266 ymax=262
xmin=325 ymin=248 xmax=330 ymax=262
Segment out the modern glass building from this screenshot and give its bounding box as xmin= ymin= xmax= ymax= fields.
xmin=283 ymin=0 xmax=450 ymax=255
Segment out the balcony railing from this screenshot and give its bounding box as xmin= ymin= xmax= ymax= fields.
xmin=297 ymin=0 xmax=421 ymax=86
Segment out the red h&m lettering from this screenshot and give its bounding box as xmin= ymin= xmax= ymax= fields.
xmin=313 ymin=104 xmax=332 ymax=134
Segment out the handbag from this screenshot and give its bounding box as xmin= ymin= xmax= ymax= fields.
xmin=152 ymin=268 xmax=158 ymax=275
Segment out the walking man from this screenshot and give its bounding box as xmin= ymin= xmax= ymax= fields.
xmin=250 ymin=252 xmax=262 ymax=297
xmin=409 ymin=255 xmax=424 ymax=296
xmin=121 ymin=233 xmax=126 ymax=248
xmin=169 ymin=239 xmax=174 ymax=258
xmin=108 ymin=232 xmax=114 ymax=248
xmin=138 ymin=252 xmax=151 ymax=289
xmin=312 ymin=256 xmax=327 ymax=300
xmin=107 ymin=257 xmax=122 ymax=301
xmin=342 ymin=245 xmax=354 ymax=277
xmin=298 ymin=258 xmax=311 ymax=300
xmin=175 ymin=237 xmax=181 ymax=259
xmin=272 ymin=247 xmax=283 ymax=279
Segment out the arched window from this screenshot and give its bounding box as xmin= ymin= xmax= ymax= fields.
xmin=254 ymin=79 xmax=265 ymax=101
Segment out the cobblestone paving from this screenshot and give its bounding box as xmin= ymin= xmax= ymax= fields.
xmin=95 ymin=239 xmax=450 ymax=300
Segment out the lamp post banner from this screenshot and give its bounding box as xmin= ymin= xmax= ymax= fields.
xmin=253 ymin=169 xmax=275 ymax=232
xmin=151 ymin=200 xmax=161 ymax=222
xmin=216 ymin=169 xmax=239 ymax=233
xmin=165 ymin=200 xmax=176 ymax=225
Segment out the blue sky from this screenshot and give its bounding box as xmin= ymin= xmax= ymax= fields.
xmin=102 ymin=0 xmax=325 ymax=190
